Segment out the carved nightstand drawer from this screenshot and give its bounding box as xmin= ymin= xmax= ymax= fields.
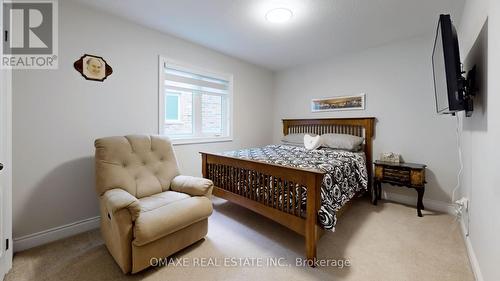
xmin=384 ymin=168 xmax=410 ymax=183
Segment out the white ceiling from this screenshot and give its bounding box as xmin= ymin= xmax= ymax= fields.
xmin=71 ymin=0 xmax=465 ymax=71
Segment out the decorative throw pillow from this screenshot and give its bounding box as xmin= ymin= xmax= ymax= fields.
xmin=304 ymin=134 xmax=322 ymax=150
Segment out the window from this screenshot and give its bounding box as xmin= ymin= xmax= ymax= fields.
xmin=165 ymin=93 xmax=181 ymax=122
xmin=159 ymin=57 xmax=233 ymax=144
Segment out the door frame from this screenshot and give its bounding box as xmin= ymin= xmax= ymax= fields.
xmin=0 ymin=0 xmax=14 ymax=279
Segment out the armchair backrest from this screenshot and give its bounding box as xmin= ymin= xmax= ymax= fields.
xmin=95 ymin=135 xmax=180 ymax=198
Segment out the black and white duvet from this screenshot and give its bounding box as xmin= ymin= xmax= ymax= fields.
xmin=221 ymin=144 xmax=368 ymax=230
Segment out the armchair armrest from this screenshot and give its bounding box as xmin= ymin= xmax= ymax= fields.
xmin=171 ymin=175 xmax=213 ymax=197
xmin=102 ymin=188 xmax=141 ymax=220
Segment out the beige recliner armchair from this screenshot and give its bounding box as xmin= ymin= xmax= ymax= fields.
xmin=94 ymin=135 xmax=213 ymax=273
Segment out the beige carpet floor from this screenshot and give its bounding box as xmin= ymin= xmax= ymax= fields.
xmin=6 ymin=197 xmax=474 ymax=281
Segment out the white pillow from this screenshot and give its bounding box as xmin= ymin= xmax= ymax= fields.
xmin=304 ymin=134 xmax=322 ymax=150
xmin=282 ymin=133 xmax=317 ymax=145
xmin=321 ymin=133 xmax=364 ymax=151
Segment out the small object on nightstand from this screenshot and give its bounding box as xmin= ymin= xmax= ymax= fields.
xmin=372 ymin=160 xmax=427 ymax=217
xmin=379 ymin=152 xmax=401 ymax=163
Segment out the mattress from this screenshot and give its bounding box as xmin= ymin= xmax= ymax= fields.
xmin=220 ymin=144 xmax=368 ymax=230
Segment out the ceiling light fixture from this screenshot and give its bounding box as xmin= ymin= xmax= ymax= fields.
xmin=265 ymin=8 xmax=293 ymax=23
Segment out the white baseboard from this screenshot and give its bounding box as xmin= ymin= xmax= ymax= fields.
xmin=13 ymin=216 xmax=100 ymax=253
xmin=459 ymin=216 xmax=484 ymax=281
xmin=381 ymin=191 xmax=455 ymax=215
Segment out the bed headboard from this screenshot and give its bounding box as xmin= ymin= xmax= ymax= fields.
xmin=282 ymin=117 xmax=376 ymax=186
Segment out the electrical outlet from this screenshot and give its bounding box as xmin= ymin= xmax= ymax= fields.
xmin=454 ymin=197 xmax=470 ymax=218
xmin=457 ymin=197 xmax=471 ymax=237
xmin=456 ymin=197 xmax=469 ymax=211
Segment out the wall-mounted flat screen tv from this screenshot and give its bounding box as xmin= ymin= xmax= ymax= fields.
xmin=432 ymin=14 xmax=464 ymax=114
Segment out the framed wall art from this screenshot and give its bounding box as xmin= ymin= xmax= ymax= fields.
xmin=74 ymin=54 xmax=113 ymax=82
xmin=311 ymin=93 xmax=365 ymax=112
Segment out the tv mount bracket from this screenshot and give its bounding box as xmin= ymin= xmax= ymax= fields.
xmin=457 ymin=64 xmax=477 ymax=117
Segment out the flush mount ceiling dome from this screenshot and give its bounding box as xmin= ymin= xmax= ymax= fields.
xmin=265 ymin=8 xmax=293 ymax=23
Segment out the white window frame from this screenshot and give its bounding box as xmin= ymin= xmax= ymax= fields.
xmin=158 ymin=56 xmax=233 ymax=145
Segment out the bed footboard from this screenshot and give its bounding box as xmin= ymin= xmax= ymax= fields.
xmin=201 ymin=152 xmax=324 ymax=262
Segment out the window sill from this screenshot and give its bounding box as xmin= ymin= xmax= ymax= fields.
xmin=170 ymin=137 xmax=233 ymax=145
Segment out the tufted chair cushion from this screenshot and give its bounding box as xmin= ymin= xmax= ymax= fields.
xmin=95 ymin=135 xmax=180 ymax=198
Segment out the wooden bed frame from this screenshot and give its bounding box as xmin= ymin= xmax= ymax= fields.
xmin=200 ymin=117 xmax=375 ymax=263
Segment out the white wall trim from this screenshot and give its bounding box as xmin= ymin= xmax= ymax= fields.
xmin=13 ymin=216 xmax=100 ymax=253
xmin=381 ymin=191 xmax=455 ymax=215
xmin=459 ymin=217 xmax=484 ymax=281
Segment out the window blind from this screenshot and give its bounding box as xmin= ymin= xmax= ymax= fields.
xmin=164 ymin=65 xmax=229 ymax=95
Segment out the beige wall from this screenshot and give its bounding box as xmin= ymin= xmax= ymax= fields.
xmin=458 ymin=0 xmax=500 ymax=280
xmin=12 ymin=1 xmax=274 ymax=238
xmin=272 ymin=36 xmax=459 ymax=203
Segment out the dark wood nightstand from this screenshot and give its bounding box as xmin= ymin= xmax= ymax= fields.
xmin=372 ymin=160 xmax=427 ymax=217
